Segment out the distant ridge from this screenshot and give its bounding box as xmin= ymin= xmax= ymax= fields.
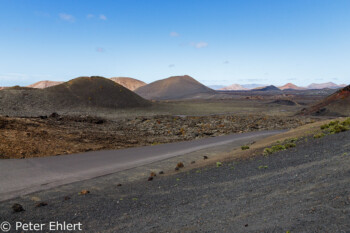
xmin=279 ymin=83 xmax=306 ymax=90
xmin=28 ymin=80 xmax=63 ymax=89
xmin=219 ymin=84 xmax=248 ymax=91
xmin=208 ymin=85 xmax=225 ymax=90
xmin=307 ymin=82 xmax=346 ymax=89
xmin=300 ymin=84 xmax=350 ymax=116
xmin=135 ymin=75 xmax=216 ymax=100
xmin=110 ymin=77 xmax=146 ymax=91
xmin=241 ymin=84 xmax=268 ymax=89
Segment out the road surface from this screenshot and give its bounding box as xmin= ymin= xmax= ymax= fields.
xmin=0 ymin=130 xmax=282 ymax=201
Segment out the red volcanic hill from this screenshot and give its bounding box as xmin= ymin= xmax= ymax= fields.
xmin=110 ymin=77 xmax=146 ymax=91
xmin=28 ymin=80 xmax=63 ymax=89
xmin=135 ymin=75 xmax=216 ymax=100
xmin=300 ymin=85 xmax=350 ymax=116
xmin=279 ymin=83 xmax=306 ymax=90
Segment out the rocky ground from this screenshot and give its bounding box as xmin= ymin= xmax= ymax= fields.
xmin=0 ymin=114 xmax=316 ymax=159
xmin=0 ymin=127 xmax=349 ymax=232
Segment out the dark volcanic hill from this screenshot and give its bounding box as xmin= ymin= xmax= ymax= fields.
xmin=0 ymin=76 xmax=150 ymax=116
xmin=254 ymin=85 xmax=281 ymax=91
xmin=110 ymin=77 xmax=146 ymax=91
xmin=135 ymin=75 xmax=216 ymax=100
xmin=300 ymin=85 xmax=350 ymax=116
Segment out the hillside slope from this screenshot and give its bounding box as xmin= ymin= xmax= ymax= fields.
xmin=300 ymin=85 xmax=350 ymax=116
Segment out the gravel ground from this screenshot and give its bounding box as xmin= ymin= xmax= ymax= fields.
xmin=0 ymin=131 xmax=349 ymax=233
xmin=0 ymin=114 xmax=314 ymax=158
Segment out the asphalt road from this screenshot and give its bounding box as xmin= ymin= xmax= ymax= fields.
xmin=0 ymin=130 xmax=282 ymax=201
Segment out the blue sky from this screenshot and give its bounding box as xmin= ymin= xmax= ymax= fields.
xmin=1 ymin=0 xmax=350 ymax=87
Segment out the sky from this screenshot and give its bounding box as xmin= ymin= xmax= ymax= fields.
xmin=0 ymin=0 xmax=350 ymax=87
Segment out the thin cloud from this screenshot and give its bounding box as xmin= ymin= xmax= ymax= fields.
xmin=99 ymin=14 xmax=107 ymax=20
xmin=223 ymin=61 xmax=229 ymax=64
xmin=168 ymin=64 xmax=175 ymax=68
xmin=87 ymin=14 xmax=95 ymax=19
xmin=59 ymin=13 xmax=75 ymax=22
xmin=191 ymin=42 xmax=208 ymax=49
xmin=170 ymin=32 xmax=179 ymax=37
xmin=96 ymin=47 xmax=105 ymax=53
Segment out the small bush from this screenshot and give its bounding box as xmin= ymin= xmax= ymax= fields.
xmin=284 ymin=143 xmax=296 ymax=149
xmin=319 ymin=118 xmax=350 ymax=135
xmin=341 ymin=118 xmax=350 ymax=126
xmin=313 ymin=133 xmax=325 ymax=139
xmin=258 ymin=165 xmax=268 ymax=169
xmin=263 ymin=144 xmax=286 ymax=155
xmin=241 ymin=145 xmax=250 ymax=150
xmin=216 ymin=162 xmax=222 ymax=167
xmin=285 ymin=137 xmax=298 ymax=143
xmin=263 ymin=148 xmax=274 ymax=156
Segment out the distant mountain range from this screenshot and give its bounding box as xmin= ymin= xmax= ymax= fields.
xmin=307 ymin=82 xmax=346 ymax=89
xmin=217 ymin=82 xmax=347 ymax=91
xmin=241 ymin=84 xmax=269 ymax=89
xmin=208 ymin=85 xmax=225 ymax=90
xmin=219 ymin=84 xmax=248 ymax=91
xmin=1 ymin=78 xmax=347 ymax=92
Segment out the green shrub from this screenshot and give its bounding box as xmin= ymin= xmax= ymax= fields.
xmin=216 ymin=162 xmax=222 ymax=167
xmin=263 ymin=144 xmax=286 ymax=155
xmin=285 ymin=137 xmax=298 ymax=143
xmin=341 ymin=118 xmax=350 ymax=126
xmin=284 ymin=143 xmax=296 ymax=149
xmin=320 ymin=118 xmax=350 ymax=135
xmin=313 ymin=133 xmax=325 ymax=139
xmin=241 ymin=145 xmax=250 ymax=150
xmin=271 ymin=144 xmax=286 ymax=151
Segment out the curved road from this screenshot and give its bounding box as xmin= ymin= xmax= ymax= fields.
xmin=0 ymin=130 xmax=283 ymax=201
